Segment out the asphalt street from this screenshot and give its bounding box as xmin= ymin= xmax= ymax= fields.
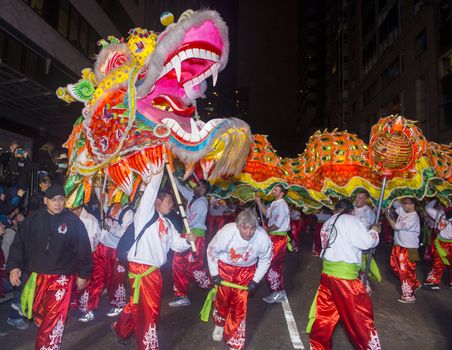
xmin=0 ymin=231 xmax=451 ymax=350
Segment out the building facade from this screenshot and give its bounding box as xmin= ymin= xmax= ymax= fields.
xmin=327 ymin=0 xmax=452 ymax=144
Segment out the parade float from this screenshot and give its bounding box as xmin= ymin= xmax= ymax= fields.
xmin=57 ymin=9 xmax=452 ymax=210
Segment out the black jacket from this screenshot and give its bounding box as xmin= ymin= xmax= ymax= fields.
xmin=6 ymin=208 xmax=93 ymax=278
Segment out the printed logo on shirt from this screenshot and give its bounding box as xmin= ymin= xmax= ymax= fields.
xmin=229 ymin=247 xmax=250 ymax=262
xmin=58 ymin=223 xmax=68 ymax=234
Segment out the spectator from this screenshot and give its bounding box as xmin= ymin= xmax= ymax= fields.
xmin=28 ymin=176 xmax=52 ymax=212
xmin=0 ymin=141 xmax=19 ymax=171
xmin=37 ymin=142 xmax=56 ymax=177
xmin=53 ymin=152 xmax=68 ymax=185
xmin=1 ymin=212 xmax=28 ymax=330
xmin=6 ymin=145 xmax=31 ymax=190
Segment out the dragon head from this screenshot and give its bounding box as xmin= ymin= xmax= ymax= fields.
xmin=57 ymin=10 xmax=251 ymax=207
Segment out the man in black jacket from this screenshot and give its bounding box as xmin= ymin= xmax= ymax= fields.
xmin=6 ymin=184 xmax=92 ymax=349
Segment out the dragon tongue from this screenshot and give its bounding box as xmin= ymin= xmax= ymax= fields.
xmin=153 ymin=94 xmax=195 ymax=117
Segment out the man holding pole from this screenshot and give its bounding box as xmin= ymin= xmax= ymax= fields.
xmin=112 ymin=169 xmax=196 ymax=349
xmin=255 ymin=184 xmax=290 ymax=303
xmin=206 ymin=209 xmax=272 ymax=350
xmin=168 ymin=178 xmax=211 ymax=307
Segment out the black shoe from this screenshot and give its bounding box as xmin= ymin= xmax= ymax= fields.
xmin=422 ymin=283 xmax=440 ymax=291
xmin=110 ymin=322 xmax=129 ymax=346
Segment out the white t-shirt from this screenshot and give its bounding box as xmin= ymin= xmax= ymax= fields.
xmin=320 ymin=213 xmax=379 ymax=265
xmin=98 ymin=205 xmax=135 ymax=249
xmin=425 ymin=200 xmax=452 ymax=240
xmin=128 ymin=172 xmax=191 ymax=267
xmin=176 ymin=180 xmax=208 ymax=230
xmin=393 ymin=201 xmax=420 ymax=248
xmin=207 ymin=223 xmax=272 ymax=283
xmin=79 ymin=208 xmax=101 ymax=251
xmin=266 ymin=199 xmax=290 ymax=232
xmin=354 ymin=205 xmax=376 ymax=229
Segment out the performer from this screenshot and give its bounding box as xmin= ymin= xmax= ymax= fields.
xmin=353 ymin=189 xmax=377 ymax=295
xmin=78 ymin=197 xmax=134 ymax=322
xmin=312 ymin=207 xmax=333 ymax=256
xmin=255 ymin=184 xmax=290 ymax=303
xmin=6 ymin=185 xmax=92 ymax=350
xmin=206 ymin=197 xmax=229 ymax=242
xmin=385 ymin=198 xmax=421 ymax=303
xmin=72 ymin=205 xmax=101 ymax=252
xmin=353 ymin=189 xmax=376 ymax=229
xmin=207 ymin=209 xmax=272 ymax=350
xmin=307 ymin=199 xmax=381 ymax=350
xmin=112 ymin=170 xmax=196 ymax=350
xmin=423 ymin=200 xmax=452 ymax=290
xmin=168 ymin=178 xmax=211 ymax=307
xmin=290 ymin=206 xmax=303 ymax=252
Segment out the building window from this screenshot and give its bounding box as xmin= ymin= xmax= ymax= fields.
xmin=416 ymin=79 xmax=428 ymax=127
xmin=23 ymin=0 xmax=100 ymax=59
xmin=415 ymin=29 xmax=427 ymax=57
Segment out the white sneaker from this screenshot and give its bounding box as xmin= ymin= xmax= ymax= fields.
xmin=168 ymin=297 xmax=191 ymax=307
xmin=262 ymin=290 xmax=287 ymax=304
xmin=212 ymin=325 xmax=224 ymax=341
xmin=11 ymin=302 xmax=24 ymax=317
xmin=106 ymin=307 xmax=123 ymax=317
xmin=78 ymin=310 xmax=95 ymax=322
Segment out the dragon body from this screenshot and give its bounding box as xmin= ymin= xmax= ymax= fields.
xmin=58 ymin=9 xmax=451 ymax=210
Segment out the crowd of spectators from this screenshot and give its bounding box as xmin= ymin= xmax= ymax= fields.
xmin=0 ymin=141 xmax=68 ymax=300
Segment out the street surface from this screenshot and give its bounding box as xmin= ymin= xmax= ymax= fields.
xmin=0 ymin=231 xmax=451 ymax=349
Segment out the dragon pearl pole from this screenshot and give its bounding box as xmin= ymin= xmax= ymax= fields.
xmin=364 ymin=175 xmax=388 ymax=285
xmin=165 ymin=162 xmax=197 ymax=252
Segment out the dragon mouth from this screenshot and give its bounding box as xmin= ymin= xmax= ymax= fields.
xmin=138 ymin=12 xmax=227 ymax=139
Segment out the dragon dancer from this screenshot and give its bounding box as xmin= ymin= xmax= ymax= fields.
xmin=78 ymin=197 xmax=134 ymax=322
xmin=168 ymin=178 xmax=211 ymax=307
xmin=255 ymin=184 xmax=290 ymax=303
xmin=307 ymin=199 xmax=381 ymax=350
xmin=113 ymin=168 xmax=196 ymax=350
xmin=207 ymin=210 xmax=272 ymax=350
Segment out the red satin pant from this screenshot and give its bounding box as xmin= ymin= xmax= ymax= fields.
xmin=33 ymin=274 xmax=74 ymax=350
xmin=389 ymin=245 xmax=420 ymax=302
xmin=213 ymin=261 xmax=256 ymax=350
xmin=114 ymin=262 xmax=162 ymax=350
xmin=79 ymin=243 xmax=127 ymax=311
xmin=172 ymin=237 xmax=211 ymax=297
xmin=425 ymin=240 xmax=452 ymax=285
xmin=265 ymin=234 xmax=287 ymax=292
xmin=309 ymin=273 xmax=380 ymax=350
xmin=290 ymin=220 xmax=303 ymax=249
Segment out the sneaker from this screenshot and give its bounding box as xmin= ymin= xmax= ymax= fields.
xmin=106 ymin=307 xmax=123 ymax=317
xmin=11 ymin=302 xmax=24 ymax=317
xmin=110 ymin=322 xmax=129 ymax=346
xmin=168 ymin=296 xmax=191 ymax=307
xmin=212 ymin=325 xmax=224 ymax=341
xmin=422 ymin=283 xmax=440 ymax=291
xmin=78 ymin=310 xmax=95 ymax=322
xmin=262 ymin=290 xmax=287 ymax=304
xmin=397 ymin=298 xmax=416 ymax=304
xmin=7 ymin=317 xmax=29 ymax=330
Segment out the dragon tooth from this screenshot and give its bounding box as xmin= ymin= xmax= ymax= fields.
xmin=206 ymin=51 xmax=213 ymax=60
xmin=190 ymin=133 xmax=201 ymax=142
xmin=193 ymin=48 xmax=200 ymax=58
xmin=171 ymin=56 xmax=182 ymax=82
xmin=211 ymin=63 xmax=220 ymax=87
xmin=212 ymin=53 xmax=220 ymax=62
xmin=179 ymin=51 xmax=187 ymax=62
xmin=186 ymin=49 xmax=194 ymax=58
xmin=199 ymin=49 xmax=207 ymax=59
xmin=190 ymin=117 xmax=201 ymax=139
xmin=184 ymin=83 xmax=197 ymax=100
